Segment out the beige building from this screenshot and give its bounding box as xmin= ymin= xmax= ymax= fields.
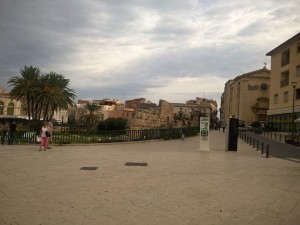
xmin=172 ymin=97 xmax=216 ymax=128
xmin=266 ymin=32 xmax=300 ymax=132
xmin=0 ymin=88 xmax=22 ymax=119
xmin=221 ymin=68 xmax=271 ymax=125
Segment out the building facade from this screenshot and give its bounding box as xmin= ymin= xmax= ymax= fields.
xmin=266 ymin=32 xmax=300 ymax=132
xmin=221 ymin=68 xmax=271 ymax=125
xmin=0 ymin=88 xmax=22 ymax=120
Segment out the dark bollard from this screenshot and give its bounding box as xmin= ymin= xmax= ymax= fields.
xmin=261 ymin=142 xmax=264 ymax=154
xmin=256 ymin=140 xmax=259 ymax=151
xmin=266 ymin=144 xmax=269 ymax=158
xmin=250 ymin=137 xmax=252 ymax=145
xmin=253 ymin=138 xmax=256 ymax=148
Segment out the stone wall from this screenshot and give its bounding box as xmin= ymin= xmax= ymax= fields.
xmin=129 ymin=100 xmax=174 ymax=130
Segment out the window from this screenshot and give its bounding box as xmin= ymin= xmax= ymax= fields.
xmin=296 ymin=88 xmax=300 ymax=99
xmin=274 ymin=94 xmax=278 ymax=104
xmin=283 ymin=91 xmax=288 ymax=102
xmin=281 ymin=70 xmax=289 ymax=87
xmin=7 ymin=102 xmax=14 ymax=115
xmin=281 ymin=49 xmax=290 ymax=66
xmin=261 ymin=83 xmax=268 ymax=91
xmin=0 ymin=101 xmax=4 ymax=115
xmin=296 ymin=65 xmax=300 ymax=77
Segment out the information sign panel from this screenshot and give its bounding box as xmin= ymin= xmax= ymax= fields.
xmin=199 ymin=117 xmax=210 ymax=151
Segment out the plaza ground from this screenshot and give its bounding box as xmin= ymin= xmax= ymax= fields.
xmin=0 ymin=130 xmax=299 ymax=225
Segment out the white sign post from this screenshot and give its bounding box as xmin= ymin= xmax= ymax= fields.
xmin=199 ymin=117 xmax=210 ymax=151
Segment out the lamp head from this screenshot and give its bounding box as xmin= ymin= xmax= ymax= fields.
xmin=292 ymin=81 xmax=297 ymax=88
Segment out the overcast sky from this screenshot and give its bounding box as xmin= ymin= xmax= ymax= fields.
xmin=0 ymin=0 xmax=299 ymax=106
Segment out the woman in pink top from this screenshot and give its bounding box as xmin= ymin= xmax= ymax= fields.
xmin=39 ymin=121 xmax=49 ymax=151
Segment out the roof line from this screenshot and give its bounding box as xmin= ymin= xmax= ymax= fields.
xmin=266 ymin=32 xmax=300 ymax=56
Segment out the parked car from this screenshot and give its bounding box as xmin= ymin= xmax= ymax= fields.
xmin=238 ymin=125 xmax=253 ymax=131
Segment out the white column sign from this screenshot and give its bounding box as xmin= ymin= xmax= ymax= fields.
xmin=199 ymin=117 xmax=210 ymax=151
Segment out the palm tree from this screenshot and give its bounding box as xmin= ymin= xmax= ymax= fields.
xmin=79 ymin=103 xmax=100 ymax=132
xmin=8 ymin=65 xmax=41 ymax=120
xmin=38 ymin=72 xmax=76 ymax=121
xmin=8 ymin=66 xmax=76 ymax=124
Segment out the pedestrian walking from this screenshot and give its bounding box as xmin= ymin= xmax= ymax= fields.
xmin=1 ymin=121 xmax=9 ymax=144
xmin=8 ymin=121 xmax=17 ymax=145
xmin=39 ymin=121 xmax=49 ymax=151
xmin=222 ymin=123 xmax=226 ymax=133
xmin=46 ymin=120 xmax=54 ymax=149
xmin=180 ymin=120 xmax=186 ymax=141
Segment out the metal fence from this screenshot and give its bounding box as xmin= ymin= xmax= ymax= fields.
xmin=239 ymin=131 xmax=300 ymax=160
xmin=2 ymin=127 xmax=199 ymax=144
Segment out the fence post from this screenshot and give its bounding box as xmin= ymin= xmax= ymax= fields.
xmin=253 ymin=138 xmax=256 ymax=148
xmin=256 ymin=140 xmax=259 ymax=151
xmin=261 ymin=142 xmax=264 ymax=154
xmin=266 ymin=144 xmax=269 ymax=158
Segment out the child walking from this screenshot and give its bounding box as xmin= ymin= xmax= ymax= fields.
xmin=39 ymin=121 xmax=49 ymax=151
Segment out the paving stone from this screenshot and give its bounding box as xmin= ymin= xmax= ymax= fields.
xmin=0 ymin=130 xmax=299 ymax=225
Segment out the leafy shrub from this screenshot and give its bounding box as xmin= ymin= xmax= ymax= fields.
xmin=97 ymin=118 xmax=128 ymax=131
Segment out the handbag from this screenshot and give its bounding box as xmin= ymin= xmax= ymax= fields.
xmin=45 ymin=131 xmax=51 ymax=137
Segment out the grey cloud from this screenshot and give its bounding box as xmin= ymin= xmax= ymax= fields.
xmin=119 ymin=44 xmax=267 ymax=81
xmin=237 ymin=21 xmax=266 ymax=37
xmin=0 ymin=0 xmax=299 ymax=103
xmin=148 ymin=16 xmax=196 ymax=42
xmin=75 ymin=41 xmax=268 ymax=102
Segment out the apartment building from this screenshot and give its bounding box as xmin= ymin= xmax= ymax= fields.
xmin=221 ymin=67 xmax=271 ymax=125
xmin=266 ymin=32 xmax=300 ymax=132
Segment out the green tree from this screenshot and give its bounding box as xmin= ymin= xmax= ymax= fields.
xmin=79 ymin=103 xmax=100 ymax=132
xmin=8 ymin=66 xmax=76 ymax=126
xmin=38 ymin=72 xmax=76 ymax=121
xmin=8 ymin=65 xmax=41 ymax=121
xmin=98 ymin=118 xmax=128 ymax=131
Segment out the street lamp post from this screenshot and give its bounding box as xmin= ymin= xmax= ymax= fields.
xmin=292 ymin=81 xmax=297 ymax=136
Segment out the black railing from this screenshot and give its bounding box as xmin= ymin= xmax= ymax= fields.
xmin=239 ymin=131 xmax=300 ymax=160
xmin=2 ymin=127 xmax=199 ymax=144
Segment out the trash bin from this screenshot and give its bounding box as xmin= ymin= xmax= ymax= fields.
xmin=225 ymin=118 xmax=239 ymax=151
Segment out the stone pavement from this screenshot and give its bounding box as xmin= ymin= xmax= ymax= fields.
xmin=0 ymin=130 xmax=299 ymax=225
